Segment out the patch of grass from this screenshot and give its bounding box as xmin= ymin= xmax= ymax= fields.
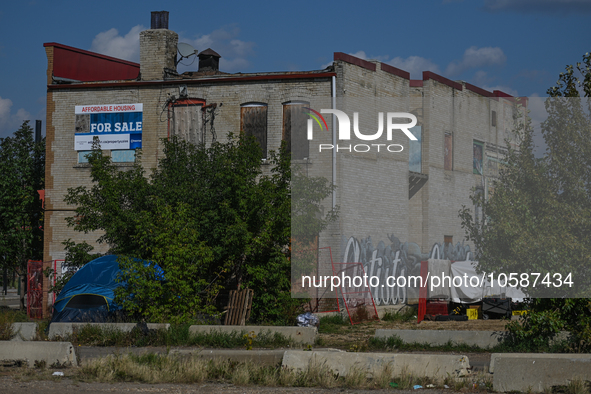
xmin=552 ymin=379 xmax=591 ymax=394
xmin=318 ymin=314 xmax=348 ymax=334
xmin=11 ymin=351 xmax=491 ymax=392
xmin=0 ymin=308 xmax=31 ymax=340
xmin=188 ymin=329 xmax=246 ymax=348
xmin=64 ymin=324 xmax=295 ymax=349
xmin=368 ymin=335 xmax=404 ymax=350
xmin=381 ymin=307 xmax=416 ymax=322
xmin=0 ymin=309 xmax=16 ymax=340
xmin=369 ymin=335 xmax=497 ymax=353
xmin=70 ymin=325 xmax=136 ymax=347
xmin=79 ymin=353 xmax=208 ymax=384
xmin=369 ymin=332 xmax=582 ymax=354
xmin=189 ymin=329 xmax=294 ymax=348
xmin=343 ymin=365 xmax=366 ymax=388
xmin=36 ymin=320 xmax=50 ymax=340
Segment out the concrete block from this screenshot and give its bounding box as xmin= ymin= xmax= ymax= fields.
xmin=188 ymin=325 xmax=316 ymax=345
xmin=491 ymin=353 xmax=591 ymax=393
xmin=187 ymin=349 xmax=285 ymax=366
xmin=489 ymin=352 xmax=584 ymax=373
xmin=375 ymin=329 xmax=507 ymax=348
xmin=10 ymin=323 xmax=38 ymax=341
xmin=48 ymin=322 xmax=170 ymax=340
xmin=282 ymin=350 xmax=470 ymax=378
xmin=0 ymin=341 xmax=77 ymax=367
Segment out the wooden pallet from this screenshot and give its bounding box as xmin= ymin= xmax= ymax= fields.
xmin=224 ymin=289 xmax=254 ymax=326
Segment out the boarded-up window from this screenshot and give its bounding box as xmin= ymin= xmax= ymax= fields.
xmin=171 ymin=103 xmax=202 ymax=144
xmin=491 ymin=110 xmax=497 ymax=127
xmin=444 ymin=132 xmax=453 ymax=170
xmin=241 ymin=104 xmax=267 ymax=159
xmin=283 ymin=102 xmax=309 ymax=160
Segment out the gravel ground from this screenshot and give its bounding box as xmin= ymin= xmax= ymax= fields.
xmin=0 ymin=376 xmax=451 ymax=394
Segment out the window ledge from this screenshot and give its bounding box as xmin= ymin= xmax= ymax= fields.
xmin=74 ymin=162 xmax=136 ymax=168
xmin=291 ymin=159 xmax=313 ymax=165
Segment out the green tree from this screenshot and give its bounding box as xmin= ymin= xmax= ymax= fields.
xmin=460 ymin=52 xmax=591 ymax=351
xmin=0 ymin=121 xmax=45 ymax=307
xmin=64 ymin=134 xmax=337 ymax=324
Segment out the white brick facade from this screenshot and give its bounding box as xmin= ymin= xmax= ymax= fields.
xmin=44 ymin=26 xmax=520 ymax=308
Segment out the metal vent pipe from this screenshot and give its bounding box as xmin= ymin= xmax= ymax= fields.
xmin=151 ymin=11 xmax=169 ymax=29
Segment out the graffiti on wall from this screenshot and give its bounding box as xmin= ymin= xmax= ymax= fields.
xmin=341 ymin=234 xmax=473 ymax=305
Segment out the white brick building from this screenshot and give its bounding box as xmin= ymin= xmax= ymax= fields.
xmin=43 ymin=12 xmax=521 ymax=312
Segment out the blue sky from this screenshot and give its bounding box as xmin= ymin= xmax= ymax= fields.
xmin=0 ymin=0 xmax=589 ymax=138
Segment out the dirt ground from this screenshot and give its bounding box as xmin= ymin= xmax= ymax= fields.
xmin=317 ymin=318 xmax=508 ymax=349
xmin=0 ymin=375 xmax=459 ymax=394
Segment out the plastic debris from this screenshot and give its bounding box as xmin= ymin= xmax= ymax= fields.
xmin=426 ymin=384 xmax=435 ymax=388
xmin=413 ymin=385 xmax=423 ymax=390
xmin=296 ymin=312 xmax=320 ymax=327
xmin=444 ymin=385 xmax=450 ymax=389
xmin=390 ymin=382 xmax=399 ymax=388
xmin=52 ymin=372 xmax=64 ymax=377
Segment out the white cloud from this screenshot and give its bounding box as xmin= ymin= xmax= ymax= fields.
xmin=445 ymin=46 xmax=506 ymax=76
xmin=323 ymin=48 xmax=506 ymax=81
xmin=481 ymin=85 xmax=519 ymax=97
xmin=181 ymin=25 xmax=255 ymax=73
xmin=88 ymin=24 xmax=256 ymax=73
xmin=347 ymin=50 xmax=368 ymax=60
xmin=387 ymin=56 xmax=441 ymax=79
xmin=0 ymin=96 xmax=31 ymax=139
xmin=347 ymin=51 xmax=389 ymax=63
xmin=471 ymin=70 xmax=492 ymax=86
xmin=322 ymin=51 xmax=440 ymax=79
xmin=90 ymin=25 xmax=145 ymax=62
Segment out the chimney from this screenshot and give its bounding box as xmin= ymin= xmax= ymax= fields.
xmin=198 ymin=48 xmax=221 ymax=72
xmin=140 ymin=11 xmax=178 ymax=81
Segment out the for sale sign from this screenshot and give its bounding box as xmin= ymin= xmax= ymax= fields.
xmin=74 ymin=103 xmax=143 ymax=151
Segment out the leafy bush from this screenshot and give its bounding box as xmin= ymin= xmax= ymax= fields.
xmin=63 ymin=135 xmax=336 ymax=324
xmin=505 ymin=299 xmax=591 ymax=352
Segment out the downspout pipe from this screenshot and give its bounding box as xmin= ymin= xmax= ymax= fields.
xmin=332 ymin=75 xmax=336 ymax=209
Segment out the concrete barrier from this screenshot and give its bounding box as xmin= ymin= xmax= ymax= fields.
xmin=489 ymin=352 xmax=590 ymax=373
xmin=189 ymin=325 xmax=317 ymax=345
xmin=0 ymin=341 xmax=77 ymax=367
xmin=10 ymin=323 xmax=37 ymax=341
xmin=491 ymin=353 xmax=591 ymax=393
xmin=282 ymin=350 xmax=470 ymax=378
xmin=186 ymin=349 xmax=285 ymax=366
xmin=77 ymin=346 xmax=285 ymax=366
xmin=48 ymin=322 xmax=170 ymax=340
xmin=375 ymin=329 xmax=507 ymax=348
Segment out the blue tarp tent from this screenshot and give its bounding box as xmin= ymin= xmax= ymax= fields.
xmin=51 ymin=255 xmax=163 ymax=323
